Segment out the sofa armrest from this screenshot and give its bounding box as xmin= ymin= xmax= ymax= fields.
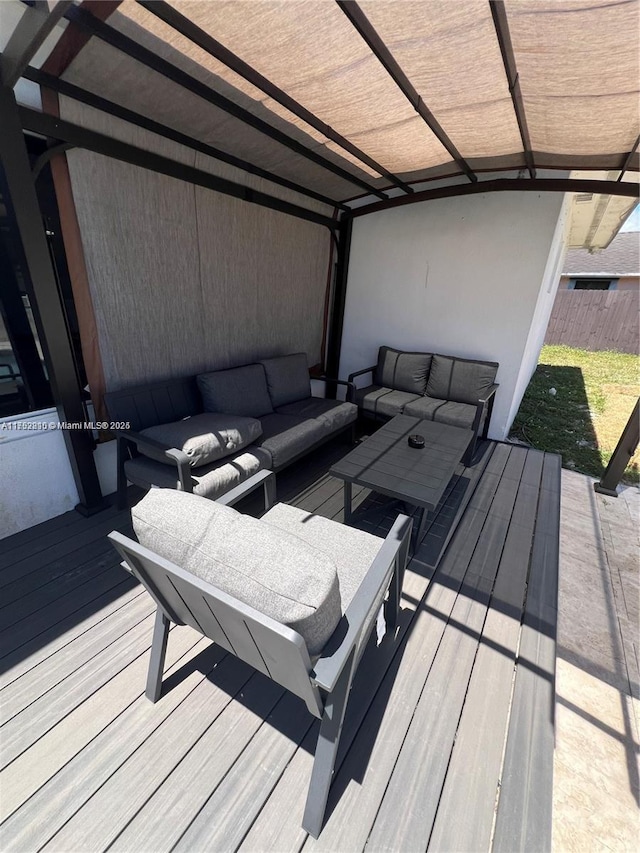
xmin=116 ymin=429 xmax=192 ymax=492
xmin=311 ymin=513 xmax=412 ymax=694
xmin=215 ymin=470 xmax=276 ymax=512
xmin=478 ymin=383 xmax=499 ymax=405
xmin=347 ymin=364 xmax=376 ymax=384
xmin=313 ymin=374 xmax=357 ymax=401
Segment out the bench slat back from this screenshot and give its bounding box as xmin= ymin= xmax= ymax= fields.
xmin=109 ymin=532 xmax=324 ymax=717
xmin=104 ymin=377 xmax=201 ymax=431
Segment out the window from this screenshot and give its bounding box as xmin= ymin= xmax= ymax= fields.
xmin=570 ymin=278 xmax=617 ymax=291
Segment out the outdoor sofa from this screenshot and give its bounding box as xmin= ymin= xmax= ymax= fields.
xmin=104 ymin=353 xmax=356 ymax=508
xmin=348 ymin=346 xmax=499 ymax=464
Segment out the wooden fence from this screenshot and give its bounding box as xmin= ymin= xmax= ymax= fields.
xmin=544 ymin=290 xmax=639 ymax=354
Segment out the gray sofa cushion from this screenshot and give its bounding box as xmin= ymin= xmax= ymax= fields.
xmin=197 ymin=364 xmax=273 ymax=418
xmin=260 ymin=353 xmax=311 ymax=408
xmin=124 ymin=447 xmax=270 ymax=500
xmin=403 ymin=395 xmax=482 ymax=430
xmin=132 ymin=489 xmax=342 ymax=655
xmin=262 ymin=503 xmax=382 ymax=609
xmin=375 ymin=346 xmax=432 ymax=395
xmin=426 ymin=354 xmax=498 ymax=405
xmin=355 ymin=385 xmax=421 ymax=419
xmin=276 ymin=397 xmax=357 ymax=433
xmin=139 ymin=413 xmax=263 ymax=468
xmin=255 ymin=413 xmax=327 ymax=468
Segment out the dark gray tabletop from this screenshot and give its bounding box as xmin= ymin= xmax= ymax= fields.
xmin=330 ymin=415 xmax=473 ymax=511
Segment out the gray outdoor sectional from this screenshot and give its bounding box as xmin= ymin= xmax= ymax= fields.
xmin=348 ymin=346 xmax=499 ymax=464
xmin=104 ymin=353 xmax=357 ymax=508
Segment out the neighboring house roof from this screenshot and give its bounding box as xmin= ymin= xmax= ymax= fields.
xmin=563 ymin=232 xmax=640 ymax=276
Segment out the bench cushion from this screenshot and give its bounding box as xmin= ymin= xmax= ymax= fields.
xmin=375 ymin=346 xmax=432 ymax=395
xmin=262 ymin=503 xmax=382 ymax=610
xmin=255 ymin=413 xmax=327 ymax=468
xmin=132 ymin=489 xmax=342 ymax=655
xmin=260 ymin=353 xmax=311 ymax=408
xmin=403 ymin=395 xmax=481 ymax=430
xmin=276 ymin=397 xmax=357 ymax=433
xmin=124 ymin=447 xmax=270 ymax=500
xmin=355 ymin=385 xmax=421 ymax=419
xmin=139 ymin=413 xmax=262 ymax=468
xmin=426 ymin=354 xmax=498 ymax=405
xmin=197 ymin=364 xmax=273 ymax=418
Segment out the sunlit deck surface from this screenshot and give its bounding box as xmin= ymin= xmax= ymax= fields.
xmin=0 ymin=437 xmax=562 ymax=852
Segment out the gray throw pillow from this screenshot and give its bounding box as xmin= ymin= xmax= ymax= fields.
xmin=197 ymin=364 xmax=273 ymax=418
xmin=132 ymin=489 xmax=342 ymax=655
xmin=260 ymin=353 xmax=311 ymax=408
xmin=139 ymin=413 xmax=263 ymax=468
xmin=374 ymin=346 xmax=433 ymax=395
xmin=426 ymin=354 xmax=498 ymax=405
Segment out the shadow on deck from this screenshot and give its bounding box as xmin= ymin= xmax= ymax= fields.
xmin=0 ymin=436 xmax=560 ymax=852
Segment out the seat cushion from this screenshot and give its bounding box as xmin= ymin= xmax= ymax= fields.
xmin=260 ymin=353 xmax=311 ymax=408
xmin=276 ymin=397 xmax=357 ymax=434
xmin=124 ymin=447 xmax=270 ymax=500
xmin=197 ymin=364 xmax=273 ymax=418
xmin=403 ymin=395 xmax=480 ymax=429
xmin=139 ymin=413 xmax=263 ymax=468
xmin=426 ymin=354 xmax=498 ymax=405
xmin=355 ymin=385 xmax=421 ymax=419
xmin=374 ymin=347 xmax=432 ymax=395
xmin=132 ymin=489 xmax=342 ymax=655
xmin=262 ymin=503 xmax=383 ymax=610
xmin=255 ymin=413 xmax=327 ymax=468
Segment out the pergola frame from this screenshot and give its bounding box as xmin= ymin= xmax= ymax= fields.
xmin=1 ymin=0 xmax=638 ymax=511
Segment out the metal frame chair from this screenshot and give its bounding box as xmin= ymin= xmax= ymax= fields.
xmin=109 ymin=471 xmax=411 ymax=837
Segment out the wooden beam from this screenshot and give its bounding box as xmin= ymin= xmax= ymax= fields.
xmin=41 ymin=0 xmax=121 ymax=77
xmin=1 ymin=0 xmax=73 ymax=88
xmin=489 ymin=1 xmax=536 ymax=179
xmin=336 ymin=0 xmax=477 ymax=183
xmin=350 ymin=177 xmax=639 ymax=218
xmin=137 ymin=0 xmax=414 ymax=195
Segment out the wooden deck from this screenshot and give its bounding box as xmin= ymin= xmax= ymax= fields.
xmin=0 ymin=436 xmax=560 ymax=852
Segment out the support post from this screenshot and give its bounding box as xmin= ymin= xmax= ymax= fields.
xmin=325 ymin=216 xmax=353 ymax=396
xmin=0 ymin=85 xmax=104 ymax=515
xmin=594 ymin=398 xmax=639 ymax=497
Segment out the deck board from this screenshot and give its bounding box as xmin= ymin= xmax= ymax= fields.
xmin=0 ymin=436 xmax=560 ymax=852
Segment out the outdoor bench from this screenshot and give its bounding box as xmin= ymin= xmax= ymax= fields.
xmin=104 ymin=353 xmax=357 ymax=508
xmin=348 ymin=346 xmax=499 ymax=464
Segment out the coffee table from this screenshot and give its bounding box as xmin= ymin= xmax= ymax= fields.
xmin=330 ymin=415 xmax=473 ymax=547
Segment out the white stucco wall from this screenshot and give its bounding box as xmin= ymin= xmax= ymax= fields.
xmin=0 ymin=409 xmax=80 ymax=539
xmin=508 ymin=195 xmax=571 ymax=428
xmin=339 ymin=190 xmax=568 ymax=440
xmin=0 ymin=411 xmax=119 ymax=540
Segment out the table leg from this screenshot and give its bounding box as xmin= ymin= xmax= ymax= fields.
xmin=415 ymin=506 xmax=428 ymax=546
xmin=343 ymin=481 xmax=352 ymax=523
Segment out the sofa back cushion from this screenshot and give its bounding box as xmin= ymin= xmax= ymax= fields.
xmin=260 ymin=353 xmax=311 ymax=408
xmin=197 ymin=364 xmax=273 ymax=418
xmin=426 ymin=354 xmax=498 ymax=405
xmin=132 ymin=489 xmax=342 ymax=655
xmin=139 ymin=413 xmax=263 ymax=468
xmin=374 ymin=346 xmax=432 ymax=395
xmin=104 ymin=376 xmax=201 ymax=432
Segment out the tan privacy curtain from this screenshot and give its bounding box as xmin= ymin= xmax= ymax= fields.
xmin=96 ymin=0 xmax=639 ymax=189
xmin=59 ymin=98 xmax=333 ymax=392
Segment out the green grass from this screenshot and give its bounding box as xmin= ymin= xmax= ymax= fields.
xmin=511 ymin=345 xmax=640 ymax=484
